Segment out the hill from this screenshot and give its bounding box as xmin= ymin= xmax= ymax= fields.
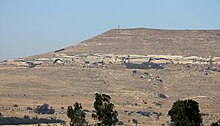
xmin=0 ymin=28 xmax=220 ymax=126
xmin=27 ymin=28 xmax=220 ymax=60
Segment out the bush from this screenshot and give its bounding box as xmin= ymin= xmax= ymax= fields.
xmin=132 ymin=119 xmax=138 ymax=126
xmin=168 ymin=99 xmax=202 ymax=126
xmin=0 ymin=115 xmax=64 ymax=125
xmin=117 ymin=121 xmax=124 ymax=125
xmin=13 ymin=104 xmax=18 ymax=107
xmin=34 ymin=103 xmax=55 ymax=114
xmin=27 ymin=106 xmax=32 ymax=111
xmin=132 ymin=70 xmax=138 ymax=75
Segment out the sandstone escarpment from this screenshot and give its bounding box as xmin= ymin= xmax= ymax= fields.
xmin=1 ymin=53 xmax=220 ymax=68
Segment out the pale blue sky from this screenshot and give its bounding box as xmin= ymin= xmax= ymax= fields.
xmin=0 ymin=0 xmax=220 ymax=60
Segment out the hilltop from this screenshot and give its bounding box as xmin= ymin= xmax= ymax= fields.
xmin=26 ymin=28 xmax=220 ymax=60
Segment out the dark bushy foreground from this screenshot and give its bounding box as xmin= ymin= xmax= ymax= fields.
xmin=67 ymin=93 xmax=120 ymax=126
xmin=211 ymin=122 xmax=220 ymax=126
xmin=92 ymin=93 xmax=119 ymax=126
xmin=168 ymin=99 xmax=202 ymax=126
xmin=0 ymin=115 xmax=64 ymax=125
xmin=67 ymin=102 xmax=87 ymax=126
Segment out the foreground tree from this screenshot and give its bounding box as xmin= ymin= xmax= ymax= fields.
xmin=168 ymin=99 xmax=202 ymax=126
xmin=211 ymin=122 xmax=220 ymax=126
xmin=92 ymin=93 xmax=118 ymax=126
xmin=67 ymin=102 xmax=87 ymax=126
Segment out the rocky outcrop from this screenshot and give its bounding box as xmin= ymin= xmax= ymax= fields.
xmin=0 ymin=59 xmax=30 ymax=67
xmin=60 ymin=53 xmax=219 ymax=65
xmin=212 ymin=57 xmax=220 ymax=65
xmin=1 ymin=53 xmax=220 ymax=67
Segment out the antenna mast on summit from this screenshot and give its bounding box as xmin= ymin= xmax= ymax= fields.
xmin=118 ymin=25 xmax=120 ymax=30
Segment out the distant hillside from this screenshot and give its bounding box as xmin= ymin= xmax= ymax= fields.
xmin=26 ymin=28 xmax=220 ymax=59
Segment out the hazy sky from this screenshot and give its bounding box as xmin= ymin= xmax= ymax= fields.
xmin=1 ymin=0 xmax=220 ymax=60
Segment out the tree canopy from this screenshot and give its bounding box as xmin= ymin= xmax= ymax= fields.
xmin=168 ymin=99 xmax=202 ymax=126
xmin=67 ymin=102 xmax=87 ymax=126
xmin=211 ymin=122 xmax=220 ymax=126
xmin=92 ymin=93 xmax=118 ymax=126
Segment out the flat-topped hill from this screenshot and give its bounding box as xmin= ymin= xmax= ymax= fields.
xmin=61 ymin=28 xmax=220 ymax=57
xmin=24 ymin=28 xmax=220 ymax=60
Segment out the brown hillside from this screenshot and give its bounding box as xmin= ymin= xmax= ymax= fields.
xmin=62 ymin=28 xmax=220 ymax=57
xmin=25 ymin=28 xmax=220 ymax=60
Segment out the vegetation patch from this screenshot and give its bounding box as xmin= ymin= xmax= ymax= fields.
xmin=34 ymin=103 xmax=55 ymax=114
xmin=0 ymin=116 xmax=64 ymax=125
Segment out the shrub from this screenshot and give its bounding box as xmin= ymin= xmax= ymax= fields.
xmin=13 ymin=104 xmax=18 ymax=107
xmin=132 ymin=70 xmax=138 ymax=75
xmin=34 ymin=103 xmax=55 ymax=114
xmin=0 ymin=115 xmax=64 ymax=125
xmin=27 ymin=106 xmax=32 ymax=111
xmin=117 ymin=121 xmax=124 ymax=125
xmin=132 ymin=119 xmax=138 ymax=125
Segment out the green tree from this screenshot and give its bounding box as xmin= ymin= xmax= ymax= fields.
xmin=168 ymin=99 xmax=202 ymax=126
xmin=67 ymin=102 xmax=87 ymax=126
xmin=92 ymin=93 xmax=118 ymax=126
